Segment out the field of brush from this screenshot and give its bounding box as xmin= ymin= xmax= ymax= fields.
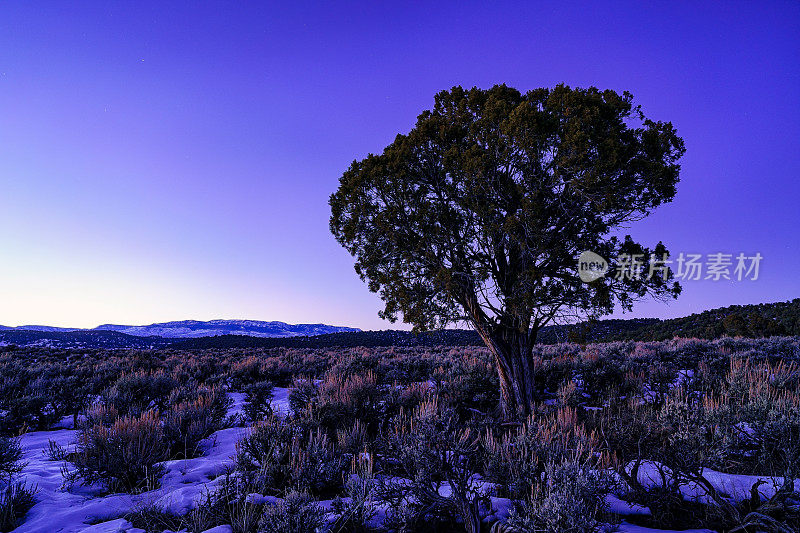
xmin=0 ymin=338 xmax=798 ymax=533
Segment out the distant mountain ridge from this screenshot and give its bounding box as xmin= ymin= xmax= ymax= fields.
xmin=0 ymin=319 xmax=360 ymax=339
xmin=0 ymin=325 xmax=78 ymax=332
xmin=1 ymin=299 xmax=798 ymax=350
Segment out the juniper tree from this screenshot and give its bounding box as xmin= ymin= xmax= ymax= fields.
xmin=330 ymin=84 xmax=684 ymax=417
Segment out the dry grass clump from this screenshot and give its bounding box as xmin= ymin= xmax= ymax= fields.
xmin=163 ymin=387 xmax=230 ymax=458
xmin=66 ymin=410 xmax=168 ymax=493
xmin=235 ymin=414 xmax=345 ymax=498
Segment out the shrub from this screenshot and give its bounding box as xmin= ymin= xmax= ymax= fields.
xmin=235 ymin=415 xmax=295 ymax=495
xmin=168 ymin=385 xmax=232 ymax=419
xmin=483 ymin=408 xmax=607 ymax=502
xmin=337 ymin=420 xmax=369 ymax=456
xmin=104 ymin=371 xmax=177 ymax=416
xmin=230 ymin=356 xmax=269 ymax=389
xmin=379 ymin=399 xmax=489 ymax=533
xmin=83 ymin=403 xmax=119 ymax=428
xmin=185 ymin=472 xmax=263 ymax=533
xmin=49 ymin=373 xmax=91 ymax=429
xmin=382 ymin=381 xmax=435 ymax=421
xmin=258 ymin=491 xmax=325 ymax=533
xmin=288 ymin=378 xmax=318 ymax=414
xmin=591 ymin=395 xmax=708 ymax=528
xmin=0 ymin=434 xmax=34 ymax=532
xmin=0 ymin=390 xmax=61 ymax=434
xmin=438 ymin=356 xmax=499 ymax=418
xmin=243 ymin=380 xmax=275 ymax=422
xmin=707 ymin=359 xmax=800 ymax=477
xmin=592 ymin=363 xmax=800 ymax=531
xmin=0 ymin=482 xmax=37 ymax=532
xmin=289 ymin=430 xmax=345 ymax=496
xmin=502 ymin=460 xmax=615 ymax=533
xmin=330 ymin=458 xmax=377 ymax=533
xmin=163 ymin=388 xmax=230 ymax=459
xmin=236 ymin=415 xmax=345 ymax=497
xmin=557 ymin=379 xmax=583 ymax=408
xmin=316 ymin=370 xmax=384 ymax=433
xmin=0 ymin=438 xmax=23 ymax=480
xmin=67 ymin=411 xmax=167 ymax=493
xmin=124 ymin=504 xmax=185 ymax=533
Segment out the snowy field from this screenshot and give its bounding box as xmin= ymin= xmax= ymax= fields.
xmin=7 ymin=386 xmax=791 ymax=533
xmin=2 ymin=339 xmax=798 ymax=532
xmin=11 ymin=391 xmax=288 ymax=533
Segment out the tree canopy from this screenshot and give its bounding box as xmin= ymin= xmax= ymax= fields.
xmin=330 ymin=84 xmax=685 ymax=416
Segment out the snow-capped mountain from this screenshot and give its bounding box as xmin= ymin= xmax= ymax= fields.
xmin=93 ymin=320 xmax=359 ymax=338
xmin=0 ymin=320 xmax=359 ymax=339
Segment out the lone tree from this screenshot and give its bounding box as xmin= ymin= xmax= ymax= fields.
xmin=330 ymin=85 xmax=684 ymax=418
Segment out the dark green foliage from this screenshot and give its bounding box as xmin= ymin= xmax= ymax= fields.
xmin=243 ymin=380 xmax=275 ymax=422
xmin=0 ymin=439 xmax=32 ymax=533
xmin=330 ymin=84 xmax=684 ymax=416
xmin=605 ymin=298 xmax=800 ymax=341
xmin=0 ymin=438 xmax=23 ymax=480
xmin=0 ymin=372 xmax=64 ymax=434
xmin=330 ymin=84 xmax=684 ymax=330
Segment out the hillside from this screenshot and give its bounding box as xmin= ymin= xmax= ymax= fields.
xmin=0 ymin=329 xmax=171 ymax=349
xmin=169 ymin=299 xmax=800 ymax=349
xmin=92 ymin=319 xmax=359 ymax=338
xmin=0 ymin=319 xmax=359 ymax=345
xmin=604 ymin=298 xmax=800 ymax=341
xmin=2 ymin=299 xmax=798 ymax=350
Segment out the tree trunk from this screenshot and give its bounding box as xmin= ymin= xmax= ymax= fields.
xmin=455 ymin=496 xmax=482 ymax=533
xmin=474 ymin=323 xmax=538 ymax=419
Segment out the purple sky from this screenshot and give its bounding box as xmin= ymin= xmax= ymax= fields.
xmin=0 ymin=1 xmax=798 ymax=329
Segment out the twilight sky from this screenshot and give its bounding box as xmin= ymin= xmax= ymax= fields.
xmin=0 ymin=1 xmax=798 ymax=329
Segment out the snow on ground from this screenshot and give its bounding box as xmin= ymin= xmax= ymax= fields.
xmin=226 ymin=388 xmax=291 ymax=420
xmin=14 ymin=425 xmax=247 ymax=533
xmin=617 ymin=523 xmax=714 ymax=533
xmin=9 ymin=389 xmax=295 ymax=533
xmin=15 ymin=429 xmax=135 ymax=533
xmin=226 ymin=392 xmax=246 ymax=419
xmin=606 ymin=494 xmax=651 ymax=517
xmin=76 ymin=518 xmax=139 ymax=533
xmin=269 ymin=387 xmax=290 ymax=416
xmin=8 ymin=388 xmax=791 ymax=533
xmin=11 ymin=395 xmax=255 ymax=533
xmin=153 ymin=427 xmax=243 ymax=515
xmin=632 ymin=460 xmax=796 ymax=506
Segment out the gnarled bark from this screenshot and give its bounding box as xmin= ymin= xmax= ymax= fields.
xmin=473 ymin=321 xmax=538 ymax=419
